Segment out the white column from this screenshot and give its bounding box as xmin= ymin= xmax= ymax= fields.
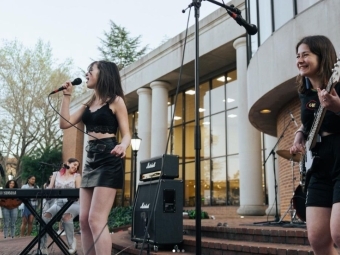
xmin=150 ymin=81 xmax=169 ymax=157
xmin=264 ymin=134 xmax=281 ymax=216
xmin=136 ymin=88 xmax=152 ymax=186
xmin=234 ymin=37 xmax=265 ymax=216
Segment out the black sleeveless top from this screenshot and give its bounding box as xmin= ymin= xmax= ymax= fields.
xmin=299 ymin=82 xmax=340 ymax=135
xmin=82 ymin=103 xmax=118 ymax=134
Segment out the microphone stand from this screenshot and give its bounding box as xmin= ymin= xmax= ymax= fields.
xmin=253 ymin=118 xmax=294 ymax=225
xmin=182 ymin=1 xmax=256 ymax=254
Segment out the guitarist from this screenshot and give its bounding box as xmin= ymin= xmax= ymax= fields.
xmin=290 ymin=35 xmax=340 ymax=255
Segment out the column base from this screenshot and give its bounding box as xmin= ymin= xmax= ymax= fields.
xmin=237 ymin=205 xmax=266 ymax=216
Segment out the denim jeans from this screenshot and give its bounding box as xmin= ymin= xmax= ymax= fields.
xmin=1 ymin=207 xmax=18 ymax=238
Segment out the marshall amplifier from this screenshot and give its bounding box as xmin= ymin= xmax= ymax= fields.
xmin=131 ymin=179 xmax=183 ymax=246
xmin=140 ymin=154 xmax=179 ymax=182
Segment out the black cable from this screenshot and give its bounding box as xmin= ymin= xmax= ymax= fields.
xmin=47 ymin=94 xmax=114 ymax=254
xmin=137 ymin=6 xmax=192 ymax=255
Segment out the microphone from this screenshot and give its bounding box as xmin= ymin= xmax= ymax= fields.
xmin=49 ymin=78 xmax=82 ymax=95
xmin=227 ymin=10 xmax=258 ymax=35
xmin=290 ymin=112 xmax=298 ymax=127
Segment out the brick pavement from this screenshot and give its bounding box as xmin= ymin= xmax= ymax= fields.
xmin=0 ymin=231 xmax=83 ymax=255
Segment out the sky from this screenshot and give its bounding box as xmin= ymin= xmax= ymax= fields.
xmin=0 ymin=0 xmax=221 ymax=73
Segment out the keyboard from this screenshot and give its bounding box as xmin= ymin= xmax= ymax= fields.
xmin=0 ymin=188 xmax=79 ymax=198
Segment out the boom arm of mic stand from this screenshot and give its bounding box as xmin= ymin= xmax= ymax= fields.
xmin=204 ymin=0 xmax=241 ymax=13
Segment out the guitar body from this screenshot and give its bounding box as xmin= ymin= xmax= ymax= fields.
xmin=299 ymin=149 xmax=319 ymax=193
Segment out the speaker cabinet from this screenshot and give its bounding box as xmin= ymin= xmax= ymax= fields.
xmin=131 ymin=179 xmax=183 ymax=245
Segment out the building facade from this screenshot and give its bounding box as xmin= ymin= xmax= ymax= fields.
xmin=64 ymin=0 xmax=340 ymax=218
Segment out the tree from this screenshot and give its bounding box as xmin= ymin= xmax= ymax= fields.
xmin=98 ymin=21 xmax=149 ymax=70
xmin=20 ymin=147 xmax=62 ymax=187
xmin=0 ymin=39 xmax=74 ymax=178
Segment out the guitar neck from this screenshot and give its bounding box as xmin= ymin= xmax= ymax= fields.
xmin=305 ymin=106 xmax=326 ymax=150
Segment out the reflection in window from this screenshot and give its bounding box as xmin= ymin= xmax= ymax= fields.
xmin=226 ymin=70 xmax=237 ymax=110
xmin=227 ymin=108 xmax=239 ymax=155
xmin=201 ymin=117 xmax=210 ymax=159
xmin=211 ymin=78 xmax=225 ymax=114
xmin=212 ymin=157 xmax=226 ymax=206
xmin=211 ymin=113 xmax=226 ymax=157
xmin=168 ymin=94 xmax=183 ymax=127
xmin=227 ymin=155 xmax=240 ymax=206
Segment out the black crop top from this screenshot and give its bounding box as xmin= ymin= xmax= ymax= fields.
xmin=82 ymin=103 xmax=118 ymax=134
xmin=299 ymin=82 xmax=340 ymax=135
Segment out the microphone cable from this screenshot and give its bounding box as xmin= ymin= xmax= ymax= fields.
xmin=46 ymin=93 xmax=116 ymax=255
xmin=136 ymin=6 xmax=192 ymax=255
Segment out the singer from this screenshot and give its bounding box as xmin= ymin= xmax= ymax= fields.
xmin=59 ymin=60 xmax=131 ymax=255
xmin=290 ymin=35 xmax=340 ymax=255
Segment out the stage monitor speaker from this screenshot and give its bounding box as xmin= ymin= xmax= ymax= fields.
xmin=131 ymin=179 xmax=183 ymax=246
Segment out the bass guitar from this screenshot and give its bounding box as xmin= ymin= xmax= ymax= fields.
xmin=299 ymin=58 xmax=340 ymax=192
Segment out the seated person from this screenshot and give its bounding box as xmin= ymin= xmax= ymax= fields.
xmin=40 ymin=158 xmax=81 ymax=255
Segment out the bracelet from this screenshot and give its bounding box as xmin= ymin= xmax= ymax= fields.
xmin=63 ymin=94 xmax=71 ymax=96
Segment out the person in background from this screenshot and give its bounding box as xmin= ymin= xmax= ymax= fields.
xmin=290 ymin=35 xmax=340 ymax=255
xmin=20 ymin=175 xmax=39 ymax=237
xmin=0 ymin=180 xmax=22 ymax=238
xmin=39 ymin=158 xmax=81 ymax=255
xmin=58 ymin=60 xmax=130 ymax=255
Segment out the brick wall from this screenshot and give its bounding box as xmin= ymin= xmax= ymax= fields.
xmin=276 ymin=97 xmax=303 ymax=221
xmin=62 ymin=122 xmax=85 ymax=173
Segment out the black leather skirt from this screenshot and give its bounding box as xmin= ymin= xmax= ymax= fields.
xmin=81 ymin=137 xmax=123 ymax=189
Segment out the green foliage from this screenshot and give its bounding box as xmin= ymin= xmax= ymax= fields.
xmin=108 ymin=206 xmax=132 ymax=231
xmin=98 ymin=21 xmax=149 ymax=70
xmin=20 ymin=147 xmax=62 ymax=186
xmin=185 ymin=209 xmax=209 ymax=219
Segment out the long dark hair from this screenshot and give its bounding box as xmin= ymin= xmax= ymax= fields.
xmin=86 ymin=60 xmax=125 ymax=106
xmin=296 ymin=35 xmax=337 ymax=93
xmin=5 ymin=180 xmax=19 ymax=188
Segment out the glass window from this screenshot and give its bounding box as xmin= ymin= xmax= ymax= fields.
xmin=273 ymin=0 xmax=294 ymax=30
xmin=172 ymin=125 xmax=183 ymax=163
xmin=227 ymin=155 xmax=240 ymax=206
xmin=202 ymin=159 xmax=211 ymax=206
xmin=201 ymin=117 xmax=211 ymax=159
xmin=227 ymin=108 xmax=239 ymax=155
xmin=226 ymin=70 xmax=237 ymax=110
xmin=184 ymin=160 xmax=210 ymax=206
xmin=211 ymin=113 xmax=226 ymax=157
xmin=258 ymin=0 xmax=273 ymax=44
xmin=184 ymin=122 xmax=195 ymax=163
xmin=184 ymin=162 xmax=195 ymax=206
xmin=185 ymin=82 xmax=210 ymax=122
xmin=211 ymin=157 xmax=226 ymax=206
xmin=168 ymin=94 xmax=183 ymax=127
xmin=211 ymin=78 xmax=225 ymax=114
xmin=297 ymin=0 xmax=321 ymax=14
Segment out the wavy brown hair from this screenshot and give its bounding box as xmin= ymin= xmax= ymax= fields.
xmin=86 ymin=60 xmax=125 ymax=106
xmin=296 ymin=35 xmax=337 ymax=93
